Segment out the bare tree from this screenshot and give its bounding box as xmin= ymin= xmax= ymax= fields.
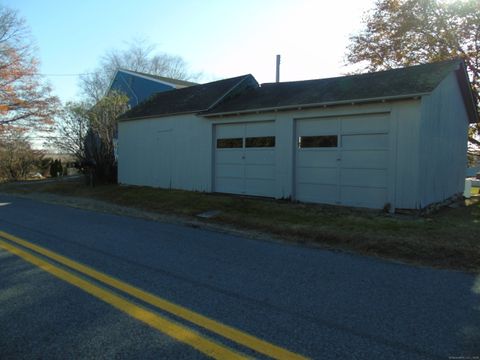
xmin=79 ymin=40 xmax=200 ymax=104
xmin=0 ymin=5 xmax=59 ymax=129
xmin=88 ymin=91 xmax=128 ymax=162
xmin=47 ymin=101 xmax=89 ymax=162
xmin=84 ymin=91 xmax=129 ymax=182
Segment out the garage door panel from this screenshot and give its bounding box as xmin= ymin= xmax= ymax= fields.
xmin=340 ymin=114 xmax=389 ymax=133
xmin=341 ymin=134 xmax=388 ymax=149
xmin=296 ymin=167 xmax=337 ymax=185
xmin=340 ymin=168 xmax=387 ymax=188
xmin=296 ymin=183 xmax=338 ymax=204
xmin=245 ymin=164 xmax=275 ymax=180
xmin=340 ymin=186 xmax=388 ymax=208
xmin=215 ymin=150 xmax=244 ymax=165
xmin=296 ymin=118 xmax=337 ymax=135
xmin=244 ymin=149 xmax=275 ymax=165
xmin=215 ymin=177 xmax=244 ymax=195
xmin=215 ymin=164 xmax=244 ymax=178
xmin=245 ymin=179 xmax=276 ymax=197
xmin=214 ymin=122 xmax=276 ymax=198
xmin=341 ymin=150 xmax=388 ymax=169
xmin=296 ymin=151 xmax=338 ymax=167
xmin=295 ymin=114 xmax=390 ymax=209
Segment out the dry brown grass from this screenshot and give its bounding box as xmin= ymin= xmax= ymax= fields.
xmin=1 ymin=178 xmax=479 ymax=272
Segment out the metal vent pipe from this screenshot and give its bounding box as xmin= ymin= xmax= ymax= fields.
xmin=276 ymin=55 xmax=281 ymax=83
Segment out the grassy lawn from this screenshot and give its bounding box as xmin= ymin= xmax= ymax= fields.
xmin=1 ymin=178 xmax=479 ymax=272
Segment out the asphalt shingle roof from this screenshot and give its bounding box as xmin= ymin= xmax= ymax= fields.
xmin=119 ymin=59 xmax=478 ymax=123
xmin=204 ymin=60 xmax=463 ymax=115
xmin=119 ymin=74 xmax=254 ymax=120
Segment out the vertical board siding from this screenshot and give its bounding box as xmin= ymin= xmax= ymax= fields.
xmin=419 ymin=72 xmax=469 ymax=207
xmin=119 ymin=100 xmax=465 ymax=210
xmin=119 ymin=104 xmax=395 ymax=206
xmin=390 ymin=100 xmax=422 ymax=209
xmin=118 ymin=115 xmax=212 ymax=192
xmin=274 ymin=114 xmax=295 ymax=199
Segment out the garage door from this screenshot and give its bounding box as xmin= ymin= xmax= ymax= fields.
xmin=295 ymin=114 xmax=390 ymax=209
xmin=214 ymin=122 xmax=276 ymax=197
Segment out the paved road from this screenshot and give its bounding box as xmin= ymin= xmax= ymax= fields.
xmin=0 ymin=194 xmax=479 ymax=359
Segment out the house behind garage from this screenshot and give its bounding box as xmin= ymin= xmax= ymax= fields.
xmin=108 ymin=68 xmax=197 ymax=108
xmin=117 ymin=60 xmax=478 ymax=211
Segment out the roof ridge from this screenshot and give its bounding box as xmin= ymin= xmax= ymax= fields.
xmin=260 ymin=59 xmax=461 ymax=87
xmin=206 ymin=75 xmax=258 ymax=111
xmin=117 ymin=68 xmax=197 ymax=86
xmin=204 ymin=59 xmax=477 ymax=123
xmin=118 ymin=74 xmax=256 ymax=121
xmin=142 ymin=74 xmax=253 ymax=97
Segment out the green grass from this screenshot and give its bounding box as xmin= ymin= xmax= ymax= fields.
xmin=2 ymin=179 xmax=479 ymax=272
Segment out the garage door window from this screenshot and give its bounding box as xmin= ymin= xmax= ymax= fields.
xmin=217 ymin=138 xmax=243 ymax=148
xmin=298 ymin=135 xmax=337 ymax=148
xmin=245 ymin=136 xmax=275 ymax=148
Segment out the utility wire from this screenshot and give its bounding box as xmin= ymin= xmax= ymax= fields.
xmin=39 ymin=73 xmax=95 ymax=77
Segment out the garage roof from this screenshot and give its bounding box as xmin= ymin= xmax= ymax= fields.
xmin=203 ymin=59 xmax=478 ymax=123
xmin=119 ymin=74 xmax=258 ymax=120
xmin=119 ymin=59 xmax=478 ymax=124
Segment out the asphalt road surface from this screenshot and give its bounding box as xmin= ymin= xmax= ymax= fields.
xmin=0 ymin=194 xmax=479 ymax=359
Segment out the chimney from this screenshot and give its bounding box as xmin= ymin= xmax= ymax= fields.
xmin=275 ymin=54 xmax=281 ymax=83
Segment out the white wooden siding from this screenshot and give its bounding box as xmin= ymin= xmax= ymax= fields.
xmin=419 ymin=72 xmax=469 ymax=206
xmin=389 ymin=100 xmax=422 ymax=209
xmin=118 ymin=114 xmax=212 ymax=192
xmin=118 ymin=88 xmax=469 ymax=210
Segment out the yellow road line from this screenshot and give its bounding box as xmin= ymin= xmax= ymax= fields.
xmin=0 ymin=230 xmax=309 ymax=360
xmin=0 ymin=239 xmax=248 ymax=360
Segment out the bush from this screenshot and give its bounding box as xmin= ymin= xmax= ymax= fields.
xmin=0 ymin=131 xmax=44 ymax=181
xmin=49 ymin=159 xmax=63 ymax=178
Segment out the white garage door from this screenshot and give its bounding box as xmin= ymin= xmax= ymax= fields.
xmin=295 ymin=114 xmax=390 ymax=209
xmin=214 ymin=122 xmax=276 ymax=197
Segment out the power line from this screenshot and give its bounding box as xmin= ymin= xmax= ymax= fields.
xmin=39 ymin=73 xmax=95 ymax=77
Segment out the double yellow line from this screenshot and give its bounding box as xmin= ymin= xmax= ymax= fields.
xmin=0 ymin=230 xmax=308 ymax=360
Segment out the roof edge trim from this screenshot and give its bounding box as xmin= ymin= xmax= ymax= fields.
xmin=202 ymin=92 xmax=430 ymax=117
xmin=118 ymin=109 xmax=202 ymax=122
xmin=117 ymin=68 xmax=195 ymax=88
xmin=454 ymin=61 xmax=479 ymax=124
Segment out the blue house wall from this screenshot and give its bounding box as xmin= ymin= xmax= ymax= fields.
xmin=110 ymin=71 xmax=176 ymax=108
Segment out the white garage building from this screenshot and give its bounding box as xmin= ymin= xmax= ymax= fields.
xmin=118 ymin=60 xmax=478 ymax=211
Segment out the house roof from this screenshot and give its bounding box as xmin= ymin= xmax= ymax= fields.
xmin=203 ymin=60 xmax=477 ymax=123
xmin=117 ymin=68 xmax=198 ymax=88
xmin=119 ymin=74 xmax=258 ymax=120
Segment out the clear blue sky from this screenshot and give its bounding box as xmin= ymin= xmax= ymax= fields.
xmin=6 ymin=0 xmax=375 ymax=103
